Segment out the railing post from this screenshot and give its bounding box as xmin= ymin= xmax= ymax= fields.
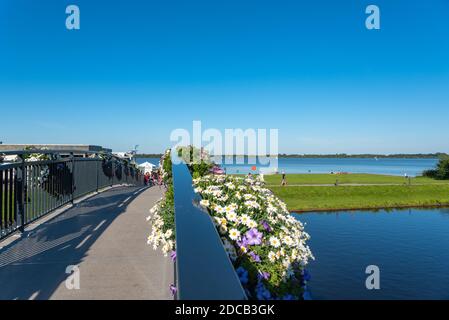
xmin=18 ymin=155 xmax=26 ymax=232
xmin=96 ymin=156 xmax=99 ymax=192
xmin=111 ymin=160 xmax=114 ymax=187
xmin=126 ymin=164 xmax=128 ymax=185
xmin=71 ymin=152 xmax=75 ymax=204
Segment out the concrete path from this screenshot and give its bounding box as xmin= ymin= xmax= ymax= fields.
xmin=0 ymin=185 xmax=173 ymax=300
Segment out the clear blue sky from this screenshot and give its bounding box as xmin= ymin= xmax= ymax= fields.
xmin=1 ymin=0 xmax=448 ymax=154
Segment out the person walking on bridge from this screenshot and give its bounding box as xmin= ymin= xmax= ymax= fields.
xmin=144 ymin=172 xmax=150 ymax=186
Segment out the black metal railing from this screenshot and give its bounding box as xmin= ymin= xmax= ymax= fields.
xmin=0 ymin=150 xmax=144 ymax=240
xmin=172 ymin=152 xmax=247 ymax=300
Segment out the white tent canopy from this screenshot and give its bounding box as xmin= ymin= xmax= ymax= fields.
xmin=138 ymin=161 xmax=157 ymax=174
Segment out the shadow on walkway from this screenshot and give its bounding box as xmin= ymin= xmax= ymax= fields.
xmin=0 ymin=185 xmax=170 ymax=300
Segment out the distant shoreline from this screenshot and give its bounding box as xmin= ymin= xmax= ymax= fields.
xmin=276 ymin=153 xmax=446 ymax=159
xmin=135 ymin=153 xmax=446 ymax=159
xmin=135 ymin=154 xmax=163 ymax=158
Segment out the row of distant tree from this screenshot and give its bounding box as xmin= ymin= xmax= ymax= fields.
xmin=278 ymin=153 xmax=449 ymax=159
xmin=136 ymin=153 xmax=449 ymax=159
xmin=135 ymin=154 xmax=163 ymax=158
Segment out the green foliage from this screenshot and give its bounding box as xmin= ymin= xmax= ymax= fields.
xmin=192 ymin=171 xmax=201 ymax=179
xmin=177 ymin=145 xmax=214 ymax=177
xmin=135 ymin=153 xmax=163 ymax=158
xmin=423 ymin=158 xmax=449 ymax=180
xmin=270 ymin=184 xmax=449 ymax=212
xmin=159 ymin=150 xmax=175 ymax=235
xmin=263 ymin=173 xmax=449 ymax=186
xmin=190 ymin=162 xmax=213 ymax=177
xmin=423 ymin=169 xmax=438 ymax=178
xmin=22 ymin=146 xmax=51 ymax=161
xmin=147 ymin=150 xmax=176 ymax=254
xmin=159 ymin=184 xmax=175 ymax=234
xmin=162 ymin=153 xmax=173 ymax=185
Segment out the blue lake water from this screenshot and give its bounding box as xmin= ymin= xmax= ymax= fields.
xmin=137 ymin=157 xmax=438 ymax=176
xmin=222 ymin=158 xmax=438 ymax=176
xmin=295 ymin=208 xmax=449 ymax=300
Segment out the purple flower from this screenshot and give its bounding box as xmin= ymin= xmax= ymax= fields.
xmin=237 ymin=237 xmax=249 ymax=248
xmin=303 ymin=290 xmax=312 ymax=300
xmin=236 ymin=266 xmax=249 ymax=284
xmin=282 ymin=294 xmax=296 ymax=300
xmin=261 ymin=220 xmax=272 ymax=232
xmin=169 ymin=284 xmax=177 ymax=296
xmin=170 ymin=250 xmax=177 ymax=261
xmin=245 ymin=228 xmax=263 ymax=246
xmin=249 ymin=251 xmax=261 ymax=263
xmin=256 ymin=281 xmax=271 ymax=300
xmin=257 ymin=270 xmax=270 ymax=281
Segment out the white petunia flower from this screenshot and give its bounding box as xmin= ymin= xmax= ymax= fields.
xmin=230 ymin=203 xmax=239 ymax=210
xmin=219 ymin=225 xmax=228 ymax=235
xmin=228 ymin=228 xmax=241 ymax=240
xmin=225 ymin=182 xmax=235 ymax=189
xmin=282 ymin=235 xmax=294 ymax=246
xmin=226 ymin=211 xmax=238 ymax=222
xmin=200 ymin=199 xmax=210 ymax=207
xmin=282 ymin=258 xmax=291 ymax=268
xmin=239 ymin=214 xmax=250 ymax=225
xmin=247 ymin=219 xmax=258 ymax=229
xmin=164 ymin=229 xmax=173 ymax=239
xmin=244 ymin=200 xmax=261 ymax=209
xmin=215 ymin=206 xmax=225 ymax=214
xmin=214 ymin=216 xmax=227 ymax=226
xmin=243 ymin=194 xmax=255 ymax=200
xmin=276 ymin=250 xmax=282 ymax=259
xmin=269 ymin=236 xmax=281 ymax=248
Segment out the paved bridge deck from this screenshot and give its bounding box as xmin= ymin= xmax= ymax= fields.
xmin=0 ymin=185 xmax=173 ymax=300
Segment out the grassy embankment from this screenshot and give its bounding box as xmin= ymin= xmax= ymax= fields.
xmin=263 ymin=173 xmax=446 ymax=186
xmin=263 ymin=173 xmax=449 ymax=212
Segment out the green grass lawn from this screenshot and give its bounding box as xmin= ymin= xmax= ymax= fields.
xmin=269 ymin=184 xmax=449 ymax=212
xmin=263 ymin=173 xmax=449 ymax=186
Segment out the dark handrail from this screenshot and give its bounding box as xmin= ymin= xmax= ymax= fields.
xmin=1 ymin=150 xmax=145 ymax=240
xmin=0 ymin=149 xmax=113 ymax=156
xmin=172 ymin=152 xmax=247 ymax=300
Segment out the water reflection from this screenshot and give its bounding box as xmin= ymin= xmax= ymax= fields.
xmin=294 ymin=208 xmax=449 ymax=299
